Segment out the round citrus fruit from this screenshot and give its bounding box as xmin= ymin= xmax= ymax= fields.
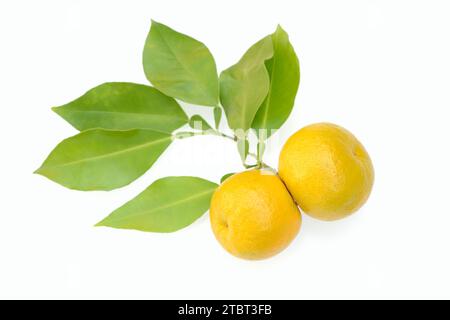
xmin=210 ymin=169 xmax=301 ymax=260
xmin=279 ymin=123 xmax=374 ymax=221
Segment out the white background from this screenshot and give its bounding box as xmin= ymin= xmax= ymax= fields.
xmin=1 ymin=0 xmax=450 ymax=300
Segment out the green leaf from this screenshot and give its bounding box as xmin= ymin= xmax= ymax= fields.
xmin=237 ymin=138 xmax=249 ymax=163
xmin=213 ymin=106 xmax=222 ymax=129
xmin=252 ymin=26 xmax=300 ymax=138
xmin=189 ymin=115 xmax=212 ymax=131
xmin=96 ymin=176 xmax=218 ymax=232
xmin=35 ymin=129 xmax=172 ymax=191
xmin=174 ymin=131 xmax=197 ymax=139
xmin=219 ymin=36 xmax=273 ymax=131
xmin=52 ymin=83 xmax=188 ymax=133
xmin=143 ymin=20 xmax=219 ymax=106
xmin=220 ymin=173 xmax=234 ymax=183
xmin=257 ymin=141 xmax=266 ymax=164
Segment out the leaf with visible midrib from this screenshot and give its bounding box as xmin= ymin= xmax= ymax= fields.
xmin=219 ymin=36 xmax=273 ymax=131
xmin=96 ymin=176 xmax=218 ymax=232
xmin=52 ymin=82 xmax=188 ymax=133
xmin=143 ymin=20 xmax=219 ymax=107
xmin=35 ymin=129 xmax=172 ymax=191
xmin=252 ymin=26 xmax=300 ymax=138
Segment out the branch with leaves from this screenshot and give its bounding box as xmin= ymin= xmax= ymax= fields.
xmin=35 ymin=20 xmax=300 ymax=233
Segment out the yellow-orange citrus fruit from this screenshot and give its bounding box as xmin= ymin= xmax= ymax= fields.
xmin=210 ymin=169 xmax=301 ymax=260
xmin=279 ymin=123 xmax=374 ymax=221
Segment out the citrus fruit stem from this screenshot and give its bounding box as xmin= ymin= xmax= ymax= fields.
xmin=174 ymin=130 xmax=275 ymax=171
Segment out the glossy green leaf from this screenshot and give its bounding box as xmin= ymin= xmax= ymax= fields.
xmin=237 ymin=138 xmax=249 ymax=163
xmin=52 ymin=83 xmax=188 ymax=133
xmin=219 ymin=36 xmax=273 ymax=131
xmin=35 ymin=129 xmax=172 ymax=191
xmin=252 ymin=26 xmax=300 ymax=138
xmin=213 ymin=106 xmax=222 ymax=129
xmin=189 ymin=115 xmax=212 ymax=131
xmin=220 ymin=173 xmax=235 ymax=183
xmin=96 ymin=176 xmax=218 ymax=232
xmin=143 ymin=20 xmax=219 ymax=106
